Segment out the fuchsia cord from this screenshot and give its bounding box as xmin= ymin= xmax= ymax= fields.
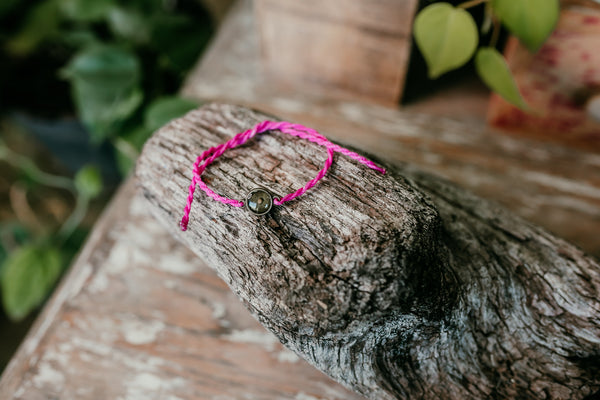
xmin=180 ymin=121 xmax=386 ymax=231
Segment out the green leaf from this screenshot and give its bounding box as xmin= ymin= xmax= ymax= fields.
xmin=1 ymin=245 xmax=63 ymax=321
xmin=59 ymin=0 xmax=114 ymax=22
xmin=475 ymin=47 xmax=528 ymax=110
xmin=491 ymin=0 xmax=559 ymax=52
xmin=144 ymin=97 xmax=199 ymax=132
xmin=59 ymin=29 xmax=99 ymax=49
xmin=74 ymin=165 xmax=103 ymax=198
xmin=6 ymin=0 xmax=62 ymax=56
xmin=107 ymin=7 xmax=152 ymax=44
xmin=413 ymin=3 xmax=479 ymax=79
xmin=62 ymin=44 xmax=141 ymax=90
xmin=62 ymin=45 xmax=143 ymax=142
xmin=73 ymin=83 xmax=143 ymax=143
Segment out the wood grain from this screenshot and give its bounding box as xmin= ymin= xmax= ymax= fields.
xmin=254 ymin=0 xmax=418 ymax=105
xmin=136 ymin=103 xmax=600 ymax=399
xmin=0 ymin=180 xmax=362 ymax=400
xmin=2 ymin=2 xmax=599 ymax=399
xmin=182 ymin=0 xmax=600 ymax=258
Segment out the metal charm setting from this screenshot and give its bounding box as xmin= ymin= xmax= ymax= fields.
xmin=245 ymin=188 xmax=273 ymax=215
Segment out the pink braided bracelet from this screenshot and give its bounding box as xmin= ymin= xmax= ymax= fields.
xmin=180 ymin=120 xmax=385 ymax=231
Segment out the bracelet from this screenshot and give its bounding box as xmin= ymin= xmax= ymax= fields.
xmin=180 ymin=120 xmax=386 ymax=231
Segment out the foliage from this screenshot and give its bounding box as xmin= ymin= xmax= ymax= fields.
xmin=413 ymin=0 xmax=559 ymax=110
xmin=0 ymin=144 xmax=103 ymax=320
xmin=1 ymin=245 xmax=62 ymax=321
xmin=1 ymin=0 xmax=207 ymax=172
xmin=74 ymin=165 xmax=103 ymax=199
xmin=414 ymin=4 xmax=478 ymax=79
xmin=61 ymin=44 xmax=143 ymax=144
xmin=0 ymin=0 xmax=209 ymax=320
xmin=490 ymin=0 xmax=559 ymax=52
xmin=474 ymin=47 xmax=528 ymax=110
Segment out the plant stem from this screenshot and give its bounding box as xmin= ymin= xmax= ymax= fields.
xmin=57 ymin=193 xmax=89 ymax=242
xmin=458 ymin=0 xmax=488 ymax=9
xmin=9 ymin=183 xmax=43 ymax=234
xmin=490 ymin=18 xmax=501 ymax=48
xmin=0 ymin=148 xmax=74 ymax=191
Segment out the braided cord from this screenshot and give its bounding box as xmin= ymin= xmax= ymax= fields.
xmin=180 ymin=121 xmax=385 ymax=230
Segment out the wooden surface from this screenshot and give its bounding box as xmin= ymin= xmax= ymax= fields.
xmin=1 ymin=0 xmax=599 ymax=399
xmin=254 ymin=0 xmax=418 ymax=105
xmin=183 ymin=0 xmax=600 ymax=258
xmin=0 ymin=179 xmax=363 ymax=400
xmin=137 ymin=103 xmax=600 ymax=399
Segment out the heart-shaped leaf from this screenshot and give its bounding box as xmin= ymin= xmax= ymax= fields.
xmin=62 ymin=45 xmax=142 ymax=142
xmin=414 ymin=3 xmax=479 ymax=79
xmin=491 ymin=0 xmax=559 ymax=52
xmin=475 ymin=47 xmax=528 ymax=110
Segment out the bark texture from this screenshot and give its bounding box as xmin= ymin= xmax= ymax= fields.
xmin=136 ymin=103 xmax=600 ymax=400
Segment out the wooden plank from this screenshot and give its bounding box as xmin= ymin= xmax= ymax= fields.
xmin=182 ymin=0 xmax=600 ymax=257
xmin=1 ymin=1 xmax=598 ymax=399
xmin=254 ymin=0 xmax=419 ymax=105
xmin=0 ymin=179 xmax=362 ymax=399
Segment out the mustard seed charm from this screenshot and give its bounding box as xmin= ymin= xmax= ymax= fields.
xmin=245 ymin=188 xmax=273 ymax=215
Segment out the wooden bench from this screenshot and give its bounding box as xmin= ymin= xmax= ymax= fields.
xmin=1 ymin=1 xmax=599 ymax=399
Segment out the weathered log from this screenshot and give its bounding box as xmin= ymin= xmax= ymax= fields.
xmin=136 ymin=103 xmax=600 ymax=400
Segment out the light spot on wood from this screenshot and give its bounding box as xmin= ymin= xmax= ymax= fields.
xmin=164 ymin=279 xmax=177 ymax=289
xmin=521 ymin=171 xmax=600 ymax=199
xmin=126 ymin=220 xmax=160 ymax=248
xmin=124 ymin=373 xmax=185 ymax=400
xmin=271 ymin=96 xmax=306 ymax=114
xmin=277 ymin=349 xmax=300 ymax=363
xmin=106 ymin=243 xmax=131 ymax=274
xmin=121 ymin=319 xmax=165 ymax=345
xmin=295 ymin=392 xmax=325 ymax=400
xmin=211 ymin=302 xmax=227 ymax=323
xmin=88 ymin=272 xmax=109 ymax=293
xmin=223 ymin=329 xmax=279 ymax=352
xmin=156 ymin=252 xmax=197 ymax=275
xmin=32 ymin=361 xmax=65 ymax=389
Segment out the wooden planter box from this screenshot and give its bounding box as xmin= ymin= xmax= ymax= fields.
xmin=254 ymin=0 xmax=419 ymax=105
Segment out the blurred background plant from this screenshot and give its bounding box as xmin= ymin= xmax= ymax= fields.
xmin=0 ymin=0 xmax=211 ymax=369
xmin=413 ymin=0 xmax=559 ymax=110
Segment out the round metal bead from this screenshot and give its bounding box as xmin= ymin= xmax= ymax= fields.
xmin=245 ymin=188 xmax=273 ymax=215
